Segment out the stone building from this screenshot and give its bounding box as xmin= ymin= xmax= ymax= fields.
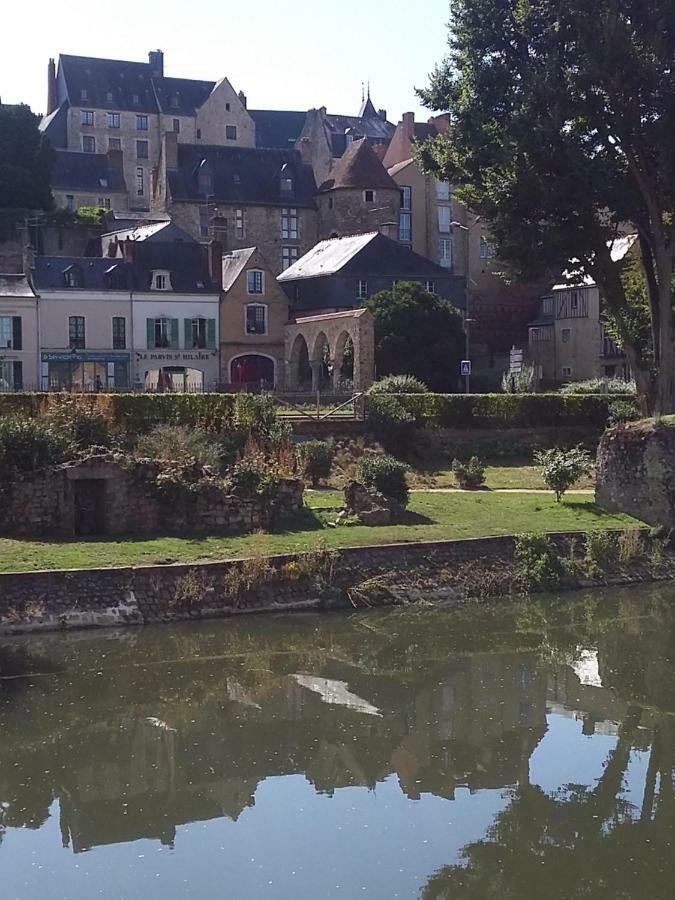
xmin=152 ymin=133 xmax=318 ymax=275
xmin=0 ymin=273 xmax=39 ymax=390
xmin=316 ymin=138 xmax=401 ymax=240
xmin=40 ymin=51 xmax=255 ymax=213
xmin=219 ymin=247 xmax=288 ymax=389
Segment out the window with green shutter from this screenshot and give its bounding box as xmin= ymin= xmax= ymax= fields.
xmin=207 ymin=318 xmax=216 ymax=349
xmin=170 ymin=318 xmax=179 ymax=349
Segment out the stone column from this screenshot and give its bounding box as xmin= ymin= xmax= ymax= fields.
xmin=310 ymin=359 xmax=322 ymax=392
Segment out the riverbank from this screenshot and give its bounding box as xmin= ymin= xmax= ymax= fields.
xmin=1 ymin=525 xmax=673 ymax=635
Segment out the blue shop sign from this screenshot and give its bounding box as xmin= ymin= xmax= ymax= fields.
xmin=42 ymin=352 xmax=131 ymax=363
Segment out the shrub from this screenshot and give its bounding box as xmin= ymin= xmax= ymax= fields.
xmin=501 ymin=365 xmax=537 ymax=394
xmin=534 ymin=446 xmax=593 ymax=501
xmin=607 ymin=398 xmax=640 ymax=426
xmin=45 ymin=396 xmax=113 ymax=449
xmin=369 ymin=375 xmax=429 ymax=395
xmin=358 ymin=455 xmax=409 ymax=506
xmin=229 ymin=459 xmax=280 ymax=499
xmin=0 ymin=417 xmax=75 ymax=479
xmin=297 ymin=440 xmax=334 ymax=487
xmin=136 ymin=424 xmax=222 ymax=469
xmin=366 ymin=394 xmax=417 ymax=451
xmin=585 ymin=530 xmax=618 ymax=573
xmin=515 ymin=533 xmax=563 ymax=589
xmin=234 ymin=392 xmax=278 ymax=437
xmin=451 ymin=456 xmax=486 ymax=489
xmin=559 ymin=378 xmax=636 ymax=396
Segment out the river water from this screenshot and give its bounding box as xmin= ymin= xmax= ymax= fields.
xmin=1 ymin=586 xmax=674 ymax=899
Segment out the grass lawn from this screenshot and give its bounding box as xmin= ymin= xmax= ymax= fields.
xmin=0 ymin=493 xmax=639 ymax=573
xmin=409 ymin=464 xmax=595 ymax=491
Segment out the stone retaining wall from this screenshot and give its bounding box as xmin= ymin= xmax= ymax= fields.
xmin=0 ymin=529 xmax=654 ymax=635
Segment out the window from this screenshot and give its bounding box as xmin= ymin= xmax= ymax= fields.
xmin=530 ymin=326 xmax=553 ymax=342
xmin=63 ymin=265 xmax=82 ymax=288
xmin=108 ymin=112 xmax=120 ymax=128
xmin=439 ymin=238 xmax=453 ymax=268
xmin=172 ymin=118 xmax=180 ymax=133
xmin=245 ymin=304 xmax=267 ymax=335
xmin=364 ymin=190 xmax=375 ymax=203
xmin=171 ymin=95 xmax=179 ymax=109
xmin=479 ymin=237 xmax=495 ymax=259
xmin=109 ymin=137 xmax=121 ymax=150
xmin=562 ymin=366 xmax=572 ymax=378
xmin=438 ymin=206 xmax=451 ymax=233
xmin=281 ymin=176 xmax=293 ymax=193
xmin=281 ymin=207 xmax=298 ymax=239
xmin=136 ymin=114 xmax=148 ymax=130
xmin=106 ymin=91 xmax=113 ymax=103
xmin=570 ymin=290 xmax=580 ymax=312
xmin=82 ymin=135 xmax=96 ymax=153
xmin=136 ymin=140 xmax=149 ymax=159
xmin=153 ymin=272 xmax=169 ymax=290
xmin=225 ymin=102 xmax=231 ymax=111
xmin=235 ymin=208 xmax=245 ymax=239
xmin=190 ymin=318 xmax=207 ymax=348
xmin=357 ymin=279 xmax=369 ymax=300
xmin=562 ymin=328 xmax=571 ymax=343
xmin=153 ymin=318 xmax=170 ymax=349
xmin=436 ymin=180 xmax=451 ymax=201
xmin=0 ymin=316 xmax=21 ymax=350
xmin=225 ymin=125 xmax=238 ymax=141
xmin=112 ymin=317 xmax=126 ymax=349
xmin=0 ymin=360 xmax=21 ymax=391
xmin=198 ymin=169 xmax=213 ymax=195
xmin=425 ymin=280 xmax=435 ymax=293
xmin=282 ymin=246 xmax=299 ymax=270
xmin=399 ymin=212 xmax=412 ymax=243
xmin=81 ymin=109 xmax=94 ymax=125
xmin=65 ymin=195 xmax=75 ymax=212
xmin=132 ymin=93 xmax=140 ymax=106
xmin=80 ymin=89 xmax=88 ymax=101
xmin=247 ymin=270 xmax=264 ymax=294
xmin=136 ymin=167 xmax=144 ymax=196
xmin=400 ymin=186 xmax=412 ymax=210
xmin=69 ymin=316 xmax=86 ymax=349
xmin=97 ymin=197 xmax=111 ymax=209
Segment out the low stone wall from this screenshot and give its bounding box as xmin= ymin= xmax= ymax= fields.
xmin=596 ymin=420 xmax=675 ymax=527
xmin=0 ymin=528 xmax=661 ymax=635
xmin=0 ymin=454 xmax=303 ymax=538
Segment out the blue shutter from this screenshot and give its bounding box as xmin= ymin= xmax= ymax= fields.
xmin=170 ymin=319 xmax=179 ymax=349
xmin=206 ymin=318 xmax=216 ymax=349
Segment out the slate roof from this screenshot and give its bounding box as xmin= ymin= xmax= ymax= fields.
xmin=168 ymin=144 xmax=317 ymax=207
xmin=39 ymin=101 xmax=69 ymax=148
xmin=52 ymin=150 xmax=127 ymax=193
xmin=33 ymin=245 xmax=218 ymax=294
xmin=102 ymin=221 xmax=196 ymax=245
xmin=319 ymin=139 xmax=399 ymax=192
xmin=0 ymin=274 xmax=37 ymax=298
xmin=52 ymin=54 xmax=216 ymax=117
xmin=221 ymin=248 xmax=257 ymax=292
xmin=279 ymin=232 xmax=455 ymax=283
xmin=250 ymin=110 xmax=308 ymax=149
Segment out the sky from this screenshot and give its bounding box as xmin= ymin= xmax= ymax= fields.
xmin=1 ymin=0 xmax=451 ymax=121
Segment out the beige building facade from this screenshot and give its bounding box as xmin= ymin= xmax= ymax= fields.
xmin=0 ymin=274 xmax=39 ymax=390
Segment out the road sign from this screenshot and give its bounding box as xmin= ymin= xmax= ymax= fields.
xmin=461 ymin=360 xmax=472 ymax=376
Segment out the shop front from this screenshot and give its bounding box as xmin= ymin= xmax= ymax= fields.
xmin=134 ymin=349 xmax=219 ymax=393
xmin=41 ymin=352 xmax=131 ymax=391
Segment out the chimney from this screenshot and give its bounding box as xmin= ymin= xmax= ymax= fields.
xmin=163 ymin=131 xmax=178 ymax=170
xmin=238 ymin=90 xmax=247 ymax=109
xmin=208 ymin=240 xmax=223 ymax=289
xmin=23 ymin=243 xmax=36 ymax=286
xmin=122 ymin=239 xmax=135 ymax=262
xmin=402 ymin=111 xmax=415 ymax=138
xmin=378 ymin=109 xmax=387 ymax=121
xmin=148 ymin=49 xmax=164 ymax=78
xmin=47 ymin=58 xmax=57 ymax=115
xmin=378 ymin=222 xmax=398 ymax=241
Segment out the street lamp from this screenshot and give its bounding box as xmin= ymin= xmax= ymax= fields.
xmin=451 ymin=217 xmax=481 ymax=393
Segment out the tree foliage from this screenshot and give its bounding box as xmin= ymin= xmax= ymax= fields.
xmin=418 ymin=0 xmax=675 ymax=413
xmin=0 ymin=104 xmax=54 ymax=212
xmin=362 ymin=281 xmax=464 ymax=391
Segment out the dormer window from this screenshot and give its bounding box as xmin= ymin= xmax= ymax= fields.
xmin=80 ymin=89 xmax=88 ymax=101
xmin=106 ymin=264 xmax=126 ymax=290
xmin=280 ymin=163 xmax=293 ymax=194
xmin=151 ymin=269 xmax=172 ymax=291
xmin=63 ymin=264 xmax=83 ymax=288
xmin=197 ymin=159 xmax=213 ymax=195
xmin=106 ymin=91 xmax=113 ymax=103
xmin=132 ymin=93 xmax=140 ymax=105
xmin=171 ymin=94 xmax=179 ymax=108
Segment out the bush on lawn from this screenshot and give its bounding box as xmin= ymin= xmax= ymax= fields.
xmin=136 ymin=424 xmax=222 ymax=469
xmin=297 ymin=440 xmax=334 ymax=487
xmin=559 ymin=378 xmax=636 ymax=396
xmin=534 ymin=446 xmax=593 ymax=502
xmin=451 ymin=456 xmax=486 ymax=489
xmin=369 ymin=375 xmax=429 ymax=395
xmin=366 ymin=394 xmax=417 ymax=451
xmin=358 ymin=455 xmax=409 ymax=507
xmin=0 ymin=417 xmax=76 ymax=480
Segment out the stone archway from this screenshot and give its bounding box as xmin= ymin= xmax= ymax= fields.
xmin=284 ymin=309 xmax=375 ymax=392
xmin=288 ymin=333 xmax=312 ymax=389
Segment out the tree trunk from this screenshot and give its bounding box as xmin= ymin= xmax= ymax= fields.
xmin=654 ymin=257 xmax=675 ymax=416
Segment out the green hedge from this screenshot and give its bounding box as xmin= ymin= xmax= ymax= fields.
xmin=369 ymin=393 xmax=633 ymax=429
xmin=0 ymin=393 xmax=236 ymax=434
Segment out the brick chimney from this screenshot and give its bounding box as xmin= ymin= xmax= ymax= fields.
xmin=148 ymin=49 xmax=164 ymax=78
xmin=378 ymin=109 xmax=387 ymax=122
xmin=238 ymin=90 xmax=247 ymax=109
xmin=122 ymin=239 xmax=135 ymax=262
xmin=208 ymin=240 xmax=223 ymax=289
xmin=402 ymin=111 xmax=415 ymax=139
xmin=47 ymin=58 xmax=57 ymax=115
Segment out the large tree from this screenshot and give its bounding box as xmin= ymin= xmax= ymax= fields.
xmin=362 ymin=281 xmax=464 ymax=391
xmin=418 ymin=0 xmax=675 ymax=414
xmin=0 ymin=104 xmax=54 ymax=213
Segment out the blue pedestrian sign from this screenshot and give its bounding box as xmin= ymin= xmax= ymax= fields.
xmin=461 ymin=360 xmax=472 ymax=376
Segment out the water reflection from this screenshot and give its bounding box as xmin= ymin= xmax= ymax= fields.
xmin=1 ymin=586 xmax=674 ymax=898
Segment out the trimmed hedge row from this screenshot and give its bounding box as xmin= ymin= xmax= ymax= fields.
xmin=372 ymin=393 xmax=635 ymax=429
xmin=0 ymin=393 xmax=237 ymax=434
